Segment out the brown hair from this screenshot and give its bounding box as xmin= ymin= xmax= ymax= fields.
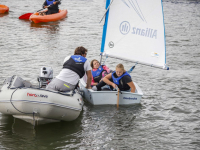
xmin=74 ymin=46 xmax=88 ymax=55
xmin=116 ymin=63 xmax=125 ymax=72
xmin=90 ymin=59 xmax=99 ymax=68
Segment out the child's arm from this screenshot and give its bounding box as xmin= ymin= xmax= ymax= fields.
xmin=127 ymin=82 xmax=136 ymax=93
xmin=103 ymin=73 xmax=117 ymax=89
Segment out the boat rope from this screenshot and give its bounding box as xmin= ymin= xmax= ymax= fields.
xmin=99 ymin=0 xmax=114 ymax=23
xmin=102 ymin=55 xmax=108 ymax=65
xmin=99 ymin=53 xmax=103 ymax=65
xmin=127 ymin=62 xmax=138 ymax=73
xmin=10 ymin=88 xmax=37 ymax=119
xmin=32 ymin=112 xmax=37 ymax=127
xmin=7 ymin=75 xmax=16 ymax=89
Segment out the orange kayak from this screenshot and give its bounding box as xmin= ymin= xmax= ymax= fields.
xmin=29 ymin=9 xmax=67 ymax=23
xmin=0 ymin=5 xmax=9 ymax=13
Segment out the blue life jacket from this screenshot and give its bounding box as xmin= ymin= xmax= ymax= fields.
xmin=92 ymin=65 xmax=105 ymax=83
xmin=46 ymin=0 xmax=55 ymax=6
xmin=111 ymin=71 xmax=131 ymax=85
xmin=63 ymin=55 xmax=87 ymax=78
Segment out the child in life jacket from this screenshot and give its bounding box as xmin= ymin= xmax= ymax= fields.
xmin=90 ymin=59 xmax=112 ymax=86
xmin=92 ymin=63 xmax=136 ymax=93
xmin=42 ymin=0 xmax=61 ymax=15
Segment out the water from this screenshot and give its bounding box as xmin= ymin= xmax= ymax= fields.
xmin=0 ymin=0 xmax=200 ymax=149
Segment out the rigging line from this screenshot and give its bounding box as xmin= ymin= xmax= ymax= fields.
xmin=102 ymin=55 xmax=108 ymax=65
xmin=121 ymin=0 xmax=130 ymax=8
xmin=127 ymin=62 xmax=138 ymax=73
xmin=99 ymin=0 xmax=114 ymax=23
xmin=129 ymin=0 xmax=144 ymax=22
xmin=100 ymin=53 xmax=103 ymax=65
xmin=135 ymin=0 xmax=147 ymax=23
xmin=10 ymin=88 xmax=33 ymax=115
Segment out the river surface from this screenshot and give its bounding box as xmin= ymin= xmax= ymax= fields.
xmin=0 ymin=0 xmax=200 ymax=149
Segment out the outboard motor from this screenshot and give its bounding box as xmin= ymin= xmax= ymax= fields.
xmin=38 ymin=67 xmax=53 ymax=88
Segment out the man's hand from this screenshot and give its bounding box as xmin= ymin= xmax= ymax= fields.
xmin=86 ymin=70 xmax=92 ymax=89
xmin=85 ymin=84 xmax=92 ymax=89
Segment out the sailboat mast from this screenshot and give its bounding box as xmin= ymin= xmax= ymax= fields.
xmin=161 ymin=0 xmax=167 ymax=64
xmin=100 ymin=0 xmax=111 ymax=54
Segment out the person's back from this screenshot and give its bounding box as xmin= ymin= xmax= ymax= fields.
xmin=46 ymin=46 xmax=92 ymax=92
xmin=57 ymin=55 xmax=88 ymax=86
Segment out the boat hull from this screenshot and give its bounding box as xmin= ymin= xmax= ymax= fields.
xmin=79 ymin=78 xmax=143 ymax=105
xmin=29 ymin=9 xmax=67 ymax=23
xmin=0 ymin=5 xmax=9 ymax=13
xmin=0 ymin=84 xmax=83 ymax=124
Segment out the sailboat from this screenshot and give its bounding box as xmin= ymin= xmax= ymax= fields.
xmin=79 ymin=0 xmax=169 ymax=105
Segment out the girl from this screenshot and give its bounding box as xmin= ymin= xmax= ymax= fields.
xmin=90 ymin=59 xmax=112 ymax=86
xmin=93 ymin=63 xmax=135 ymax=93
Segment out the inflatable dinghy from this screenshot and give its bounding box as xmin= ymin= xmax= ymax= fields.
xmin=0 ymin=67 xmax=83 ymax=125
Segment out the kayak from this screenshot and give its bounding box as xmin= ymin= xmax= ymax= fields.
xmin=0 ymin=5 xmax=9 ymax=13
xmin=29 ymin=9 xmax=67 ymax=23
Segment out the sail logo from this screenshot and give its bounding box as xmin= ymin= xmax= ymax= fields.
xmin=108 ymin=41 xmax=114 ymax=48
xmin=119 ymin=22 xmax=157 ymax=39
xmin=27 ymin=93 xmax=48 ymax=98
xmin=151 ymin=52 xmax=159 ymax=57
xmin=132 ymin=27 xmax=157 ymax=39
xmin=119 ymin=21 xmax=130 ymax=35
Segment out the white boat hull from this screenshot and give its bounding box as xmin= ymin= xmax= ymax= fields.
xmin=0 ymin=83 xmax=83 ymax=125
xmin=79 ymin=78 xmax=143 ymax=105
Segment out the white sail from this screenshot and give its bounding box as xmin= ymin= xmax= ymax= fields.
xmin=101 ymin=0 xmax=168 ymax=69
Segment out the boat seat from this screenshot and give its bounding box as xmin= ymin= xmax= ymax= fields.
xmin=23 ymin=80 xmax=32 ymax=88
xmin=101 ymin=88 xmax=111 ymax=91
xmin=4 ymin=75 xmax=33 ymax=89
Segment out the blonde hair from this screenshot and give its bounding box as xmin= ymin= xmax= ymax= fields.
xmin=116 ymin=63 xmax=125 ymax=72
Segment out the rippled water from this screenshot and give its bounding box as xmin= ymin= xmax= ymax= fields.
xmin=0 ymin=0 xmax=200 ymax=149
